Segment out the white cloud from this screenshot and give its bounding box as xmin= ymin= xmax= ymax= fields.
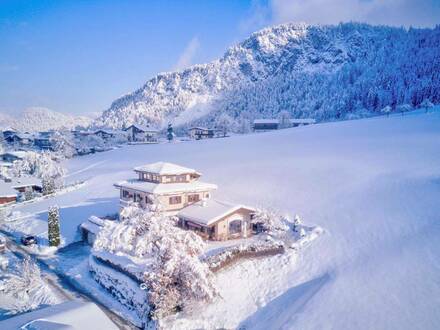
xmin=243 ymin=0 xmax=440 ymax=30
xmin=174 ymin=37 xmax=201 ymax=71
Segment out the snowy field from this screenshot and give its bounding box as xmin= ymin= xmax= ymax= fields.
xmin=1 ymin=109 xmax=440 ymax=329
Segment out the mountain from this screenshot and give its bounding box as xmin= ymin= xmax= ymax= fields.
xmin=0 ymin=107 xmax=92 ymax=132
xmin=95 ymin=22 xmax=440 ymax=131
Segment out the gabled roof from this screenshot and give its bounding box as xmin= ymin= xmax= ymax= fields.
xmin=0 ymin=182 xmax=17 ymax=197
xmin=189 ymin=127 xmax=215 ymax=131
xmin=124 ymin=124 xmax=158 ymax=133
xmin=0 ymin=151 xmax=27 ymax=159
xmin=115 ymin=179 xmax=217 ymax=195
xmin=134 ymin=161 xmax=200 ymax=176
xmin=10 ymin=176 xmax=42 ymax=188
xmin=178 ymin=199 xmax=255 ymax=226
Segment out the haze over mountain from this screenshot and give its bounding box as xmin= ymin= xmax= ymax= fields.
xmin=95 ymin=22 xmax=440 ymax=131
xmin=0 ymin=107 xmax=92 ymax=132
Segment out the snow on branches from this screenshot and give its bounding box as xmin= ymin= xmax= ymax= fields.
xmin=93 ymin=203 xmax=218 ymax=321
xmin=0 ymin=258 xmax=58 ymax=315
xmin=251 ymin=207 xmax=289 ymax=234
xmin=10 ymin=151 xmax=66 ymax=194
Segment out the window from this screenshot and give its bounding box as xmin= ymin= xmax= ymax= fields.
xmin=188 ymin=194 xmax=200 ymax=203
xmin=134 ymin=193 xmax=143 ymax=203
xmin=229 ymin=220 xmax=242 ymax=235
xmin=122 ymin=190 xmax=131 ymax=199
xmin=169 ymin=196 xmax=182 ymax=205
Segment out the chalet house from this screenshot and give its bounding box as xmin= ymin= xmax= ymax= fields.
xmin=2 ymin=128 xmax=18 ymax=140
xmin=124 ymin=124 xmax=158 ymax=143
xmin=253 ymin=119 xmax=279 ymax=131
xmin=0 ymin=151 xmax=27 ymax=163
xmin=4 ymin=133 xmax=34 ymax=147
xmin=178 ymin=199 xmax=255 ymax=241
xmin=188 ymin=127 xmax=215 ymax=140
xmin=114 ymin=162 xmax=255 ymax=240
xmin=0 ymin=184 xmax=17 ymax=205
xmin=253 ymin=118 xmax=316 ymax=132
xmin=0 ymin=177 xmax=42 ymax=205
xmin=115 ymin=162 xmax=217 ymax=212
xmin=94 ymin=129 xmax=115 ymax=140
xmin=34 ymin=136 xmax=53 ymax=150
xmin=289 ymin=118 xmax=316 ymax=127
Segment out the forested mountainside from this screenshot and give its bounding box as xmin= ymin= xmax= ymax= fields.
xmin=95 ymin=22 xmax=440 ymax=131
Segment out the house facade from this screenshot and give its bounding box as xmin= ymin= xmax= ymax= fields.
xmin=188 ymin=127 xmax=215 ymax=140
xmin=253 ymin=119 xmax=279 ymax=132
xmin=114 ymin=162 xmax=255 ymax=240
xmin=253 ymin=118 xmax=316 ymax=132
xmin=115 ymin=162 xmax=217 ymax=212
xmin=178 ymin=199 xmax=255 ymax=241
xmin=124 ymin=124 xmax=158 ymax=143
xmin=0 ymin=151 xmax=27 ymax=163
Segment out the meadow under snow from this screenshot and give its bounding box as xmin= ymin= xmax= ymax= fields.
xmin=2 ymin=109 xmax=440 ymax=329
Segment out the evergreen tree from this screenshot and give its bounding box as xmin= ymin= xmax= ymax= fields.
xmin=42 ymin=176 xmax=56 ymax=195
xmin=167 ymin=123 xmax=174 ymax=142
xmin=48 ymin=206 xmax=61 ymax=247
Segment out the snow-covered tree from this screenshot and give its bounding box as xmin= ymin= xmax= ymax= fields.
xmin=278 ymin=110 xmax=291 ymax=128
xmin=419 ymin=99 xmax=434 ymax=112
xmin=51 ymin=131 xmax=76 ymax=158
xmin=167 ymin=123 xmax=174 ymax=142
xmin=293 ymin=214 xmax=302 ymax=233
xmin=0 ymin=258 xmax=57 ymax=314
xmin=75 ymin=134 xmax=105 ymax=154
xmin=93 ymin=203 xmax=217 ymax=321
xmin=215 ymin=113 xmax=234 ymax=137
xmin=251 ymin=207 xmax=288 ymax=233
xmin=48 ymin=206 xmax=61 ymax=247
xmin=381 ymin=105 xmax=392 ymax=117
xmin=397 ymin=103 xmax=412 ymax=116
xmin=10 ymin=151 xmax=66 ymax=193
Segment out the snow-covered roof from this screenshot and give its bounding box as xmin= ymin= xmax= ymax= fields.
xmin=0 ymin=161 xmax=12 ymax=168
xmin=0 ymin=177 xmax=41 ymax=197
xmin=253 ymin=119 xmax=279 ymax=124
xmin=80 ymin=216 xmax=108 ymax=235
xmin=10 ymin=176 xmax=42 ymax=188
xmin=0 ymin=300 xmax=118 ymax=330
xmin=0 ymin=151 xmax=27 ymax=159
xmin=115 ymin=179 xmax=217 ymax=195
xmin=125 ymin=124 xmax=158 ymax=132
xmin=0 ymin=182 xmax=17 ymax=197
xmin=178 ymin=199 xmax=255 ymax=226
xmin=134 ymin=161 xmax=200 ymax=175
xmin=189 ymin=127 xmax=214 ymax=131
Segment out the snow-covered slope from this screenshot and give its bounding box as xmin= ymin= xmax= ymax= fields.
xmin=4 ymin=109 xmax=440 ymax=329
xmin=0 ymin=107 xmax=92 ymax=132
xmin=95 ymin=23 xmax=440 ymax=129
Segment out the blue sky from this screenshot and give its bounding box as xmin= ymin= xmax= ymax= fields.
xmin=0 ymin=0 xmax=439 ymax=116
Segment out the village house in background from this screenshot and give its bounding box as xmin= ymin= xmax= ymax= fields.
xmin=123 ymin=124 xmax=158 ymax=143
xmin=0 ymin=177 xmax=42 ymax=205
xmin=253 ymin=118 xmax=316 ymax=132
xmin=0 ymin=151 xmax=27 ymax=163
xmin=113 ymin=161 xmax=255 ymax=240
xmin=188 ymin=127 xmax=215 ymax=140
